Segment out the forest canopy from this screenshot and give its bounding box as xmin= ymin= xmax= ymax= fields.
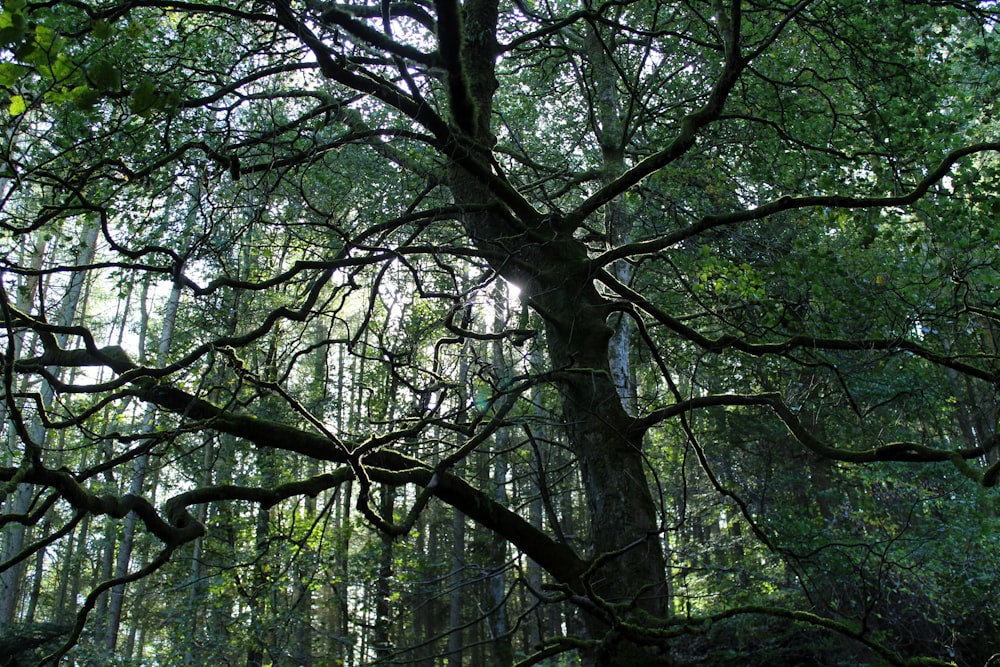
xmin=1 ymin=0 xmax=999 ymax=665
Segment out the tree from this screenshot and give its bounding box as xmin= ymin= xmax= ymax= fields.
xmin=2 ymin=0 xmax=999 ymax=665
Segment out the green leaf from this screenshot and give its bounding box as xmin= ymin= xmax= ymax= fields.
xmin=88 ymin=60 xmax=121 ymax=92
xmin=47 ymin=53 xmax=76 ymax=81
xmin=0 ymin=9 xmax=26 ymax=48
xmin=22 ymin=25 xmax=63 ymax=74
xmin=8 ymin=93 xmax=26 ymax=115
xmin=0 ymin=62 xmax=29 ymax=86
xmin=130 ymin=77 xmax=157 ymax=115
xmin=45 ymin=84 xmax=93 ymax=107
xmin=91 ymin=19 xmax=113 ymax=40
xmin=31 ymin=24 xmax=58 ymax=54
xmin=73 ymin=86 xmax=100 ymax=109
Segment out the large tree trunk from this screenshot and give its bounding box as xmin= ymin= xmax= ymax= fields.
xmin=542 ymin=303 xmax=669 ymax=660
xmin=445 ymin=2 xmax=670 ymax=663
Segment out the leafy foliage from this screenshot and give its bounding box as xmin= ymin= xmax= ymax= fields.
xmin=2 ymin=0 xmax=999 ymax=666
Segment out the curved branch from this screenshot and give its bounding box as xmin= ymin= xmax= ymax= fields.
xmin=597 ymin=268 xmax=999 ymax=384
xmin=0 ymin=507 xmax=82 ymax=575
xmin=305 ymin=3 xmax=438 ymax=66
xmin=596 ymin=141 xmax=1000 ymax=265
xmin=38 ymin=543 xmax=179 ymax=667
xmin=564 ymin=13 xmax=751 ymax=227
xmin=4 ymin=466 xmax=205 ymax=546
xmin=632 ymin=391 xmax=995 ymax=482
xmin=7 ymin=342 xmax=589 ymax=585
xmin=165 ymin=469 xmax=355 ymax=513
xmin=271 ymin=0 xmax=450 ymax=139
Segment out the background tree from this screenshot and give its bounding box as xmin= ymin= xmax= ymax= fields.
xmin=2 ymin=0 xmax=999 ymax=665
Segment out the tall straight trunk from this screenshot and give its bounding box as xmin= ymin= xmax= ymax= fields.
xmin=0 ymin=232 xmax=48 ymax=623
xmin=334 ymin=479 xmax=353 ymax=663
xmin=62 ymin=514 xmax=91 ymax=625
xmin=182 ymin=433 xmax=213 ymax=667
xmin=245 ymin=499 xmax=270 ymax=667
xmin=526 ymin=347 xmax=546 ymax=649
xmin=322 ymin=343 xmax=356 ymax=664
xmin=373 ymin=485 xmax=396 ymax=661
xmin=288 ymin=327 xmax=330 ymax=667
xmin=0 ymin=232 xmax=45 ymax=428
xmin=447 ymin=507 xmax=466 ymax=666
xmin=204 ymin=439 xmax=238 ymax=662
xmin=412 ymin=507 xmax=438 ymax=667
xmin=247 ymin=334 xmax=282 ymax=667
xmin=53 ymin=519 xmax=79 ymax=622
xmin=107 ymin=180 xmax=199 ymax=652
xmin=0 ymin=481 xmax=33 ymax=622
xmin=22 ymin=512 xmax=50 ymax=623
xmin=122 ymin=471 xmax=158 ymax=664
xmin=91 ymin=514 xmax=116 ymax=655
xmin=289 ymin=463 xmax=317 ymax=667
xmin=1 ymin=221 xmax=98 ymax=624
xmin=446 ymin=327 xmax=474 ymax=666
xmin=101 ymin=462 xmax=144 ymax=652
xmin=485 ymin=452 xmax=513 ymax=666
xmin=105 ymin=281 xmax=181 ymax=653
xmin=485 ymin=282 xmax=513 ymax=666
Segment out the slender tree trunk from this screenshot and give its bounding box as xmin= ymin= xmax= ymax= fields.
xmin=22 ymin=512 xmax=50 ymax=623
xmin=0 ymin=233 xmax=48 ymax=623
xmin=485 ymin=283 xmax=513 ymax=666
xmin=103 ymin=461 xmax=145 ymax=651
xmin=53 ymin=520 xmax=78 ymax=623
xmin=105 ymin=281 xmax=181 ymax=652
xmin=247 ymin=367 xmax=277 ymax=667
xmin=204 ymin=440 xmax=238 ymax=662
xmin=182 ymin=437 xmax=213 ymax=667
xmin=245 ymin=500 xmax=269 ymax=667
xmin=412 ymin=507 xmax=438 ymax=667
xmin=123 ymin=503 xmax=155 ymax=663
xmin=0 ymin=481 xmax=32 ymax=622
xmin=585 ymin=23 xmax=637 ymax=415
xmin=526 ymin=346 xmax=547 ymax=649
xmin=1 ymin=222 xmax=98 ymax=625
xmin=91 ymin=514 xmax=116 ymax=658
xmin=446 ymin=505 xmax=466 ymax=666
xmin=290 ymin=469 xmax=317 ymax=667
xmin=64 ymin=514 xmax=91 ymax=625
xmin=446 ymin=328 xmax=475 ymax=666
xmin=115 ymin=471 xmax=157 ymax=665
xmin=486 ymin=452 xmax=513 ymax=666
xmin=373 ymin=484 xmax=396 ymax=661
xmin=321 ymin=343 xmax=357 ymax=663
xmin=335 ymin=479 xmax=353 ymax=663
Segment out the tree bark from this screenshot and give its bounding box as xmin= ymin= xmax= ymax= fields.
xmin=106 ymin=253 xmax=183 ymax=654
xmin=585 ymin=22 xmax=636 ymax=415
xmin=444 ymin=2 xmax=670 ymax=661
xmin=373 ymin=484 xmax=396 ymax=661
xmin=2 ymin=222 xmax=98 ymax=625
xmin=447 ymin=504 xmax=465 ymax=666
